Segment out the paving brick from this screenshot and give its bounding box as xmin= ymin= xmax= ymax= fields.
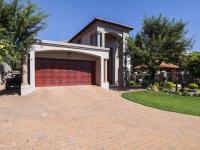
xmin=0 ymin=85 xmax=200 ymax=150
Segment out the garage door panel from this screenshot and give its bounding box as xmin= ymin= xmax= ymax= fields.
xmin=35 ymin=58 xmax=95 ymax=87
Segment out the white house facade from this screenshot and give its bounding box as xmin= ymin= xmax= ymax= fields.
xmin=21 ymin=18 xmax=133 ymax=95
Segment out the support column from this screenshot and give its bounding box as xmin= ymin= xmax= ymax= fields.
xmin=102 ymin=31 xmax=105 ymax=48
xmin=97 ymin=28 xmax=105 ymax=47
xmin=22 ymin=56 xmax=28 ymax=85
xmin=29 ymin=51 xmax=35 ymax=87
xmin=114 ymin=42 xmax=119 ymax=86
xmin=100 ymin=57 xmax=109 ymax=90
xmin=21 ymin=48 xmax=36 ymax=96
xmin=97 ymin=32 xmax=101 ymax=47
xmin=100 ymin=57 xmax=104 ymax=86
xmin=104 ymin=59 xmax=108 ymax=82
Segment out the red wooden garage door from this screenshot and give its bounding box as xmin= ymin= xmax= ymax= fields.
xmin=35 ymin=58 xmax=95 ymax=87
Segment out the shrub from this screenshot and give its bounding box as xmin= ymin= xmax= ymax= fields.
xmin=167 ymin=82 xmax=174 ymax=89
xmin=161 ymin=88 xmax=168 ymax=93
xmin=196 ymin=93 xmax=200 ymax=97
xmin=158 ymin=81 xmax=164 ymax=88
xmin=188 ymin=92 xmax=194 ymax=97
xmin=195 ymin=79 xmax=200 ymax=87
xmin=180 ymin=87 xmax=187 ymax=92
xmin=129 ymin=80 xmax=137 ymax=86
xmin=193 ymin=92 xmax=200 ymax=97
xmin=182 ymin=91 xmax=190 ymax=96
xmin=193 ymin=92 xmax=197 ymax=97
xmin=175 ymin=91 xmax=182 ymax=96
xmin=188 ymin=83 xmax=198 ymax=90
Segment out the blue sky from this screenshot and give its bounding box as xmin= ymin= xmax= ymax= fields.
xmin=34 ymin=0 xmax=200 ymax=50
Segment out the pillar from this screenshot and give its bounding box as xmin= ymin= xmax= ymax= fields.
xmin=21 ymin=47 xmax=36 ymax=96
xmin=100 ymin=57 xmax=109 ymax=90
xmin=100 ymin=57 xmax=104 ymax=86
xmin=96 ymin=28 xmax=105 ymax=48
xmin=102 ymin=31 xmax=105 ymax=48
xmin=104 ymin=59 xmax=108 ymax=82
xmin=22 ymin=56 xmax=28 ymax=85
xmin=29 ymin=51 xmax=35 ymax=87
xmin=97 ymin=32 xmax=101 ymax=47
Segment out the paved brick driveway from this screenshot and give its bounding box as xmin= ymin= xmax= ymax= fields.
xmin=0 ymin=86 xmax=200 ymax=150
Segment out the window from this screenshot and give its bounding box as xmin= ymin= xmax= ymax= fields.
xmin=95 ymin=33 xmax=98 ymax=46
xmin=90 ymin=33 xmax=98 ymax=46
xmin=99 ymin=32 xmax=102 ymax=47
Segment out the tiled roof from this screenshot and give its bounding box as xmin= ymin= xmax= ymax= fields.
xmin=160 ymin=62 xmax=179 ymax=69
xmin=134 ymin=62 xmax=179 ymax=69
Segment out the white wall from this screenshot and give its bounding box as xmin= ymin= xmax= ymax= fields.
xmin=36 ymin=51 xmax=98 ymax=61
xmin=72 ymin=24 xmax=97 ymax=46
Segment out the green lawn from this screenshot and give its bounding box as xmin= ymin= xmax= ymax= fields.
xmin=122 ymin=90 xmax=200 ymax=116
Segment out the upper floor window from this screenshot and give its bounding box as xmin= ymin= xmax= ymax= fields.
xmin=90 ymin=33 xmax=98 ymax=46
xmin=90 ymin=32 xmax=103 ymax=47
xmin=99 ymin=32 xmax=102 ymax=47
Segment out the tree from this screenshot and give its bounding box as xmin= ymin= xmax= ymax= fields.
xmin=186 ymin=51 xmax=200 ymax=80
xmin=128 ymin=15 xmax=192 ymax=83
xmin=0 ymin=39 xmax=18 ymax=67
xmin=0 ymin=0 xmax=47 ymax=84
xmin=0 ymin=0 xmax=47 ymax=73
xmin=0 ymin=0 xmax=21 ymax=68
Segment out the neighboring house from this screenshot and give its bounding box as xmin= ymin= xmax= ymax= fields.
xmin=21 ymin=18 xmax=133 ymax=95
xmin=133 ymin=62 xmax=179 ymax=83
xmin=134 ymin=62 xmax=179 ymax=72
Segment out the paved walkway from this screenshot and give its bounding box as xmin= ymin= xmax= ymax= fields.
xmin=0 ymin=86 xmax=200 ymax=150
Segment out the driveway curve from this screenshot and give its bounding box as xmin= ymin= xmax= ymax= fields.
xmin=0 ymin=86 xmax=200 ymax=150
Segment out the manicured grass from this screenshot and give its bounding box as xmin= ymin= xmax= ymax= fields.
xmin=122 ymin=90 xmax=200 ymax=116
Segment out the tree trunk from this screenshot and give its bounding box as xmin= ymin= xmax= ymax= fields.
xmin=150 ymin=69 xmax=156 ymax=84
xmin=21 ymin=51 xmax=28 ymax=85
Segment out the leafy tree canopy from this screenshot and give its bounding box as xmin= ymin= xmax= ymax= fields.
xmin=128 ymin=15 xmax=193 ymax=83
xmin=186 ymin=51 xmax=200 ymax=79
xmin=0 ymin=0 xmax=48 ymax=69
xmin=0 ymin=39 xmax=17 ymax=67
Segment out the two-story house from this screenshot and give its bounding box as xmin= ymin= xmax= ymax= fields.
xmin=21 ymin=18 xmax=133 ymax=95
